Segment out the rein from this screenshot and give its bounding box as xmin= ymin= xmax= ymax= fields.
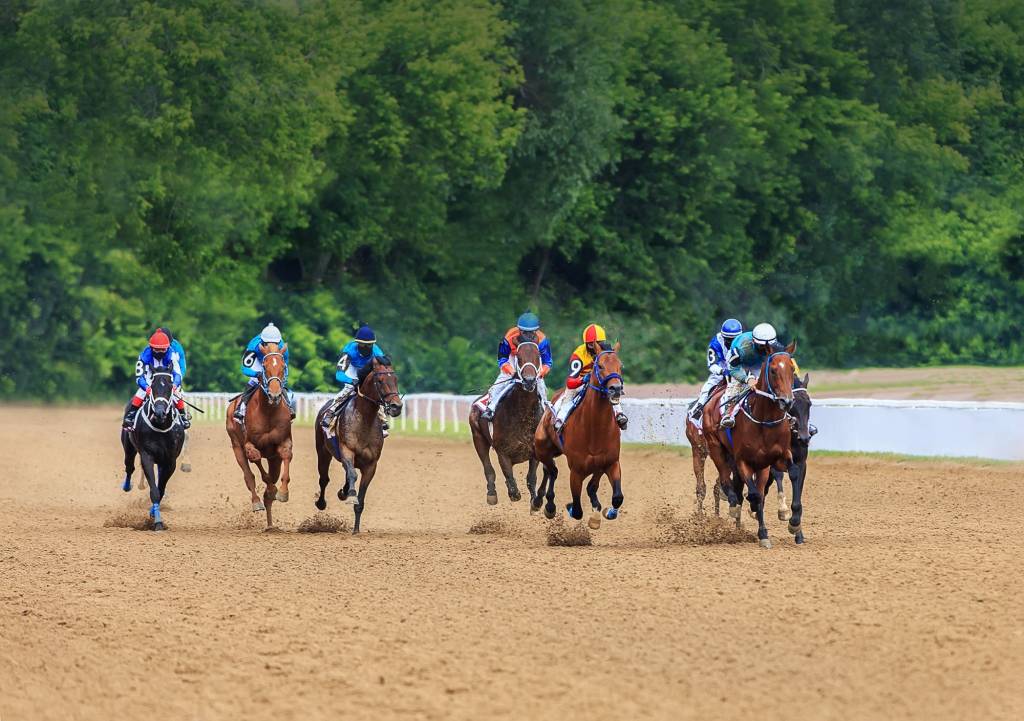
xmin=260 ymin=351 xmax=287 ymax=402
xmin=513 ymin=341 xmax=541 ymax=383
xmin=357 ymin=368 xmax=401 ymax=409
xmin=741 ymin=352 xmax=794 ymax=427
xmin=137 ymin=371 xmax=179 ymax=434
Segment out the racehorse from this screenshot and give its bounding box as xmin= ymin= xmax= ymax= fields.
xmin=533 ymin=343 xmax=625 ymax=530
xmin=770 ymin=373 xmax=813 ymax=544
xmin=120 ymin=368 xmax=186 ymax=530
xmin=314 ymin=356 xmax=402 ymax=534
xmin=468 ymin=341 xmax=544 ymax=505
xmin=702 ymin=343 xmax=796 ymax=548
xmin=225 ymin=341 xmax=293 ymax=529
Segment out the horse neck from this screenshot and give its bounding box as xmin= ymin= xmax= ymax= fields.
xmin=352 ymin=376 xmax=381 ymax=425
xmin=750 ymin=360 xmax=785 ymax=424
xmin=576 ymin=382 xmax=615 ymax=446
xmin=251 ymin=383 xmax=288 ymax=425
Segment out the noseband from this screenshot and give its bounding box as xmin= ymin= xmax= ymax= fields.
xmin=514 ymin=341 xmax=540 ymax=384
xmin=359 ymin=368 xmax=401 ymax=411
xmin=589 ymin=350 xmax=623 ymax=395
xmin=260 ymin=351 xmax=287 ymax=402
xmin=140 ymin=370 xmax=178 ymax=433
xmin=742 ymin=352 xmax=795 ymax=426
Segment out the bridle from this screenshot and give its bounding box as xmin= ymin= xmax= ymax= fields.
xmin=260 ymin=351 xmax=287 ymax=404
xmin=741 ymin=351 xmax=795 ymax=427
xmin=358 ymin=366 xmax=402 ymax=415
xmin=139 ymin=369 xmax=178 ymax=433
xmin=513 ymin=341 xmax=540 ymax=386
xmin=589 ymin=349 xmax=624 ymax=396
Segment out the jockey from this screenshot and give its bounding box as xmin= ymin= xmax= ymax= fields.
xmin=479 ymin=311 xmax=552 ymax=421
xmin=719 ymin=322 xmax=782 ymax=429
xmin=690 ymin=318 xmax=743 ymax=419
xmin=122 ymin=329 xmax=185 ymax=430
xmin=552 ymin=323 xmax=627 ymax=432
xmin=232 ymin=322 xmax=295 ymax=423
xmin=320 ymin=324 xmax=389 ymax=436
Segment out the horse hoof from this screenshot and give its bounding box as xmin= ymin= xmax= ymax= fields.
xmin=252 ymin=501 xmax=265 ymax=512
xmin=604 ymin=507 xmax=619 ymax=521
xmin=276 ymin=489 xmax=289 ymax=503
xmin=543 ymin=506 xmax=555 ymax=520
xmin=486 ymin=494 xmax=498 ymax=506
xmin=729 ymin=505 xmax=741 ymax=520
xmin=748 ymin=508 xmax=757 ymax=519
xmin=759 ymin=538 xmax=772 ymax=549
xmin=180 ymin=463 xmax=192 ymax=473
xmin=152 ymin=522 xmax=165 ymax=532
xmin=508 ymin=490 xmax=522 ymax=502
xmin=795 ymin=531 xmax=805 ymax=545
xmin=588 ymin=512 xmax=602 ymax=530
xmin=778 ymin=508 xmax=792 ymax=521
xmin=314 ymin=497 xmax=327 ymax=511
xmin=788 ymin=521 xmax=801 ymax=535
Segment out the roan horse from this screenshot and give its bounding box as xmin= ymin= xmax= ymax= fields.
xmin=225 ymin=342 xmax=293 ymax=529
xmin=702 ymin=343 xmax=796 ymax=548
xmin=533 ymin=344 xmax=625 ymax=530
xmin=314 ymin=356 xmax=402 ymax=534
xmin=121 ymin=368 xmax=186 ymax=530
xmin=468 ymin=341 xmax=544 ymax=505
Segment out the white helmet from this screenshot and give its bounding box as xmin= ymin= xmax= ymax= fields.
xmin=752 ymin=323 xmax=777 ymax=347
xmin=260 ymin=322 xmax=282 ymax=344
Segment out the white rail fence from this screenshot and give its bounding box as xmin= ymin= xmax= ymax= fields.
xmin=187 ymin=392 xmax=1024 ymax=461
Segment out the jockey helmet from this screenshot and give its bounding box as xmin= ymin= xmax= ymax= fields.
xmin=517 ymin=312 xmax=540 ymax=332
xmin=583 ymin=324 xmax=607 ymax=344
xmin=149 ymin=330 xmax=171 ymax=352
xmin=260 ymin=322 xmax=283 ymax=344
xmin=752 ymin=323 xmax=777 ymax=348
xmin=355 ymin=324 xmax=376 ymax=344
xmin=720 ymin=318 xmax=742 ymax=338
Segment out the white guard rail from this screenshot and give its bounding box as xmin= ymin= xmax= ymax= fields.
xmin=187 ymin=392 xmax=1024 ymax=461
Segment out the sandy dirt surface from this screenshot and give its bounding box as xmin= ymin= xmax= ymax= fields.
xmin=2 ymin=406 xmax=1022 ymax=721
xmin=632 ymin=365 xmax=1024 ymax=401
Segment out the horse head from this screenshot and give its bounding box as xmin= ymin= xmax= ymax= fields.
xmin=594 ymin=342 xmax=624 ymax=403
xmin=360 ymin=356 xmax=403 ymax=418
xmin=762 ymin=340 xmax=797 ymax=411
xmin=514 ymin=337 xmax=542 ymax=393
xmin=148 ymin=369 xmax=176 ymax=422
xmin=259 ymin=342 xmax=288 ymax=404
xmin=790 ymin=372 xmax=814 ymax=444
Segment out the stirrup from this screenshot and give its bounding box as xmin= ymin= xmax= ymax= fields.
xmin=553 ymin=418 xmax=565 ymax=432
xmin=615 ymin=413 xmax=628 ymax=430
xmin=233 ymin=403 xmax=246 ymax=423
xmin=720 ymin=415 xmax=736 ymax=429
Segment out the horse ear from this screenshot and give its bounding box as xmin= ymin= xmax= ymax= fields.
xmin=803 ymin=373 xmax=810 ymax=388
xmin=613 ymin=341 xmax=621 ymax=353
xmin=259 ymin=342 xmax=268 ymax=354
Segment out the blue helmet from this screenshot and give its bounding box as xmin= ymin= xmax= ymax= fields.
xmin=517 ymin=311 xmax=540 ymax=332
xmin=354 ymin=324 xmax=376 ymax=344
xmin=721 ymin=318 xmax=743 ymax=338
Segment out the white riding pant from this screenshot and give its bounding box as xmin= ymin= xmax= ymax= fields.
xmin=484 ymin=372 xmax=548 ymax=410
xmin=697 ymin=371 xmax=725 ymax=406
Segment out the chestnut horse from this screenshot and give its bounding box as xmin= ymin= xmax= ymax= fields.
xmin=533 ymin=344 xmax=624 ymax=530
xmin=703 ymin=343 xmax=796 ymax=548
xmin=468 ymin=341 xmax=544 ymax=505
xmin=314 ymin=356 xmax=402 ymax=534
xmin=225 ymin=342 xmax=293 ymax=529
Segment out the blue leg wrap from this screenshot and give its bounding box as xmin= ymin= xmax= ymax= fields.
xmin=122 ymin=474 xmax=131 ymax=493
xmin=150 ymin=503 xmax=162 ymax=524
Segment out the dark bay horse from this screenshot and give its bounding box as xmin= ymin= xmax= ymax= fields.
xmin=226 ymin=342 xmax=293 ymax=529
xmin=703 ymin=343 xmax=796 ymax=548
xmin=314 ymin=356 xmax=402 ymax=533
xmin=121 ymin=369 xmax=185 ymax=530
xmin=468 ymin=341 xmax=544 ymax=505
xmin=770 ymin=373 xmax=814 ymax=544
xmin=533 ymin=344 xmax=625 ymax=530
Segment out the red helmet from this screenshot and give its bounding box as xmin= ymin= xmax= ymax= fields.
xmin=149 ymin=330 xmax=171 ymax=352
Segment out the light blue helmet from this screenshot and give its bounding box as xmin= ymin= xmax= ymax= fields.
xmin=721 ymin=318 xmax=743 ymax=339
xmin=517 ymin=311 xmax=541 ymax=332
xmin=260 ymin=322 xmax=282 ymax=344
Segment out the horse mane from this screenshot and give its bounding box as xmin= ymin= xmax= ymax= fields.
xmin=358 ymin=355 xmax=393 ymax=384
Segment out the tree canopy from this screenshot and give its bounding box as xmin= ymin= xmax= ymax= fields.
xmin=1 ymin=0 xmax=1021 ymax=398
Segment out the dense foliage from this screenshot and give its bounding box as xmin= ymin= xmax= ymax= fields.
xmin=1 ymin=0 xmax=1021 ymax=398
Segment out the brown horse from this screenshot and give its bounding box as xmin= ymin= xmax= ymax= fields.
xmin=468 ymin=341 xmax=544 ymax=505
xmin=703 ymin=344 xmax=796 ymax=548
xmin=685 ymin=378 xmax=790 ymax=519
xmin=314 ymin=356 xmax=402 ymax=534
xmin=225 ymin=342 xmax=293 ymax=529
xmin=533 ymin=344 xmax=624 ymax=530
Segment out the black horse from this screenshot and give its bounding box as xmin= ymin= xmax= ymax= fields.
xmin=770 ymin=373 xmax=815 ymax=544
xmin=120 ymin=369 xmax=185 ymax=530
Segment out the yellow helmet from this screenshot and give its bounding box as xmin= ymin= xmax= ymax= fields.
xmin=582 ymin=324 xmax=607 ymax=344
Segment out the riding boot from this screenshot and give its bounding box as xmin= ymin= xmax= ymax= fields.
xmin=123 ymin=405 xmax=140 ymax=431
xmin=321 ymin=385 xmax=355 ymax=436
xmin=689 ymin=400 xmax=704 ymax=420
xmin=181 ymin=411 xmax=192 ymax=429
xmin=233 ymin=383 xmax=257 ymax=423
xmin=286 ymin=389 xmax=296 ymax=421
xmin=377 ymin=407 xmax=390 ymax=438
xmin=614 ymin=410 xmax=628 ymax=430
xmin=720 ymin=405 xmax=738 ymax=429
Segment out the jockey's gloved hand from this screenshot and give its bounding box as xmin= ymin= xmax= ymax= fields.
xmin=746 ymin=376 xmax=758 ymax=388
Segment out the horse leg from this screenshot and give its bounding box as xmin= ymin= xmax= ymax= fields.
xmin=713 ymin=481 xmax=722 ymax=517
xmin=751 ymin=467 xmax=772 ymax=548
xmin=606 ymin=460 xmax=623 ymax=521
xmin=121 ymin=431 xmax=136 ymax=492
xmin=773 ymin=469 xmax=791 ymax=521
xmin=231 ymin=444 xmax=263 ymax=512
xmin=139 ymin=453 xmax=164 ymax=531
xmin=180 ymin=430 xmax=192 ymax=473
xmin=585 ymin=473 xmax=602 ymax=529
xmin=692 ymin=442 xmax=707 ymax=515
xmin=497 ymin=452 xmax=521 ymax=503
xmin=788 ymin=461 xmax=807 ymax=544
xmin=565 ymin=468 xmax=585 ymax=522
xmin=155 ymin=459 xmax=176 ymax=529
xmin=275 ymin=440 xmax=293 ymax=503
xmin=526 ymin=458 xmax=539 ymax=509
xmin=263 ymin=457 xmax=282 ymax=529
xmin=315 ymin=427 xmax=333 ymax=511
xmin=542 ymin=463 xmax=558 ymax=519
xmin=352 ymin=461 xmax=378 ymax=534
xmin=472 ymin=424 xmax=498 ymax=505
xmin=338 ymin=452 xmax=358 ymax=504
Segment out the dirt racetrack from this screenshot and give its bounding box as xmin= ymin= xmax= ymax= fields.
xmin=2 ymin=406 xmax=1022 ymax=721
